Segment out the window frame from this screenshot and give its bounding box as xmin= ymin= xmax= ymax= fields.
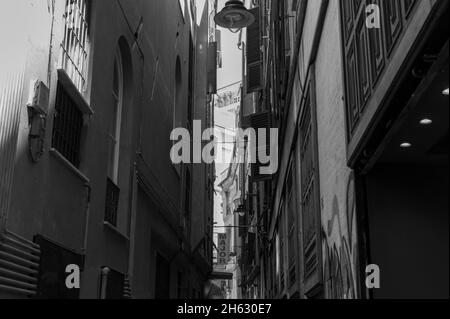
xmin=60 ymin=0 xmax=92 ymax=94
xmin=298 ymin=65 xmax=323 ymax=297
xmin=107 ymin=47 xmax=124 ymax=185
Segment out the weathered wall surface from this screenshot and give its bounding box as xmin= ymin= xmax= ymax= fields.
xmin=1 ymin=0 xmax=212 ymax=298
xmin=314 ymin=0 xmax=360 ymax=299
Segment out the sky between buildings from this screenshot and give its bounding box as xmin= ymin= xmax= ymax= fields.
xmin=213 ymin=0 xmax=244 ymax=229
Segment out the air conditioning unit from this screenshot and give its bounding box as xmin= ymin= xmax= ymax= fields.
xmin=27 ymin=80 xmax=49 ymax=115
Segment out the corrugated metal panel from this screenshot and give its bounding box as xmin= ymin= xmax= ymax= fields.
xmin=0 ymin=63 xmax=26 ymax=232
xmin=0 ymin=0 xmax=29 ymax=232
xmin=0 ymin=231 xmax=41 ymax=296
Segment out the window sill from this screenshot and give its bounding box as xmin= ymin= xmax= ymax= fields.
xmin=103 ymin=222 xmax=129 ymax=241
xmin=49 ymin=148 xmax=90 ymax=184
xmin=57 ymin=69 xmax=94 ymax=116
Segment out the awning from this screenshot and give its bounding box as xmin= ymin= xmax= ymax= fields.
xmin=210 ymin=271 xmax=233 ymax=280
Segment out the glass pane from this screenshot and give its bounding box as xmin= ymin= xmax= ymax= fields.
xmin=110 ymin=98 xmax=118 ymax=137
xmin=107 ymin=136 xmax=117 ymax=179
xmin=113 ymin=59 xmax=119 ymax=95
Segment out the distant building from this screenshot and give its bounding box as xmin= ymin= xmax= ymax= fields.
xmin=215 ymin=88 xmax=242 ymax=110
xmin=218 ymin=141 xmax=244 ymax=299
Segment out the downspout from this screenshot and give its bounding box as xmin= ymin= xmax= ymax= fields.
xmin=127 ymin=40 xmax=145 ymax=299
xmin=99 ymin=267 xmax=110 ymax=299
xmin=80 ymin=182 xmax=91 ymax=298
xmin=81 ymin=183 xmax=91 ymax=257
xmin=127 ymin=162 xmax=139 ymax=297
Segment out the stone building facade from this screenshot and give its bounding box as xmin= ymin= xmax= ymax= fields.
xmin=0 ymin=0 xmax=216 ymax=299
xmin=237 ymin=0 xmax=448 ymax=299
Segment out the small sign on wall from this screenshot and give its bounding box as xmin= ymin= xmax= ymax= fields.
xmin=217 ymin=233 xmax=229 ymax=266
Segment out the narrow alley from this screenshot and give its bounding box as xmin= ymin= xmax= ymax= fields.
xmin=0 ymin=0 xmax=448 ymax=301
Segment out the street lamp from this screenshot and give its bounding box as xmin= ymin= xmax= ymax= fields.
xmin=214 ymin=1 xmax=255 ymax=33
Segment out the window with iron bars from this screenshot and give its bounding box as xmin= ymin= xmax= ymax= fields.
xmin=105 ymin=177 xmax=120 ymax=227
xmin=52 ymin=83 xmax=84 ymax=168
xmin=60 ymin=0 xmax=91 ymax=93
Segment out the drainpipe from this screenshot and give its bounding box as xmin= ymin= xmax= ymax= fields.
xmin=99 ymin=267 xmax=110 ymax=299
xmin=81 ymin=183 xmax=91 ymax=257
xmin=127 ymin=162 xmax=139 ymax=297
xmin=80 ymin=182 xmax=91 ymax=297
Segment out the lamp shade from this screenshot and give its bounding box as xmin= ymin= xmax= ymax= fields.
xmin=214 ymin=1 xmax=255 ymax=32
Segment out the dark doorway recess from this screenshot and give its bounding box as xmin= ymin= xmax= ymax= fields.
xmin=357 ymin=9 xmax=449 ymax=298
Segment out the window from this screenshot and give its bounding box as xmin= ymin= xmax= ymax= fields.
xmin=279 ymin=209 xmax=285 ymax=293
xmin=61 ymin=0 xmax=91 ymax=93
xmin=107 ymin=48 xmax=124 ymax=184
xmin=339 ymin=0 xmax=419 ymax=138
xmin=52 ymin=83 xmax=84 ymax=168
xmin=105 ymin=177 xmax=120 ymax=227
xmin=286 ymin=163 xmax=297 ymax=288
xmin=174 ymin=57 xmax=182 ymax=130
xmin=274 ymin=233 xmax=280 ymax=296
xmin=188 ymin=36 xmax=194 ymax=124
xmin=246 ymin=7 xmax=262 ymax=93
xmin=52 ymin=0 xmax=92 ymax=169
xmin=299 ymin=68 xmax=322 ymax=296
xmin=182 ymin=168 xmax=192 ymax=232
xmin=104 ymin=48 xmax=124 ymax=227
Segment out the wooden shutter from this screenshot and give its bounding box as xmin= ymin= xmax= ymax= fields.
xmin=238 ymin=212 xmax=246 ymax=237
xmin=207 ymin=42 xmax=217 ymax=94
xmin=248 ymin=232 xmax=256 ymax=264
xmin=383 ymin=0 xmax=403 ymax=56
xmin=286 ymin=162 xmax=297 ymax=289
xmin=216 ymin=30 xmax=223 ymax=68
xmin=239 ymin=163 xmax=245 ymax=199
xmin=339 ymin=0 xmax=418 ymax=139
xmin=249 ymin=112 xmax=272 ymax=182
xmin=367 ymin=0 xmax=385 ymax=87
xmin=299 ymin=67 xmax=322 ymax=296
xmin=246 ymin=7 xmax=262 ymax=93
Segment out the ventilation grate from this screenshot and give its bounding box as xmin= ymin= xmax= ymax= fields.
xmin=0 ymin=231 xmax=40 ymax=297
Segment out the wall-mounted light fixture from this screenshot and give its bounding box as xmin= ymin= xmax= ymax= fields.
xmin=214 ymin=1 xmax=255 ymax=33
xmin=419 ymin=118 xmax=433 ymax=125
xmin=400 ymin=142 xmax=412 ymax=149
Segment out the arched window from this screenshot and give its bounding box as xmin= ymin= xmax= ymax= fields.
xmin=105 ymin=38 xmax=132 ymax=229
xmin=107 ymin=47 xmax=123 ymax=184
xmin=174 ymin=56 xmax=182 ymax=129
